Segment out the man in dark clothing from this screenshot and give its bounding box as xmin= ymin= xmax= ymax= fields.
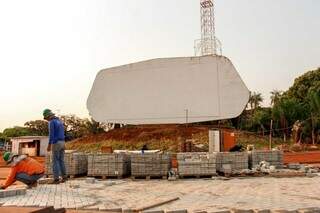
xmin=141 ymin=144 xmax=148 ymax=154
xmin=43 ymin=109 xmax=67 ymax=184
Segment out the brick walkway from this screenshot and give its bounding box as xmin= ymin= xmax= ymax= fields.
xmin=1 ymin=177 xmax=320 ymax=211
xmin=0 ymin=182 xmax=96 ymax=209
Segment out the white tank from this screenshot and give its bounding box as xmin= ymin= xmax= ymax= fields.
xmin=87 ymin=55 xmax=249 ymax=124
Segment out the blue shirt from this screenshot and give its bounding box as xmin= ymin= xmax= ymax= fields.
xmin=48 ymin=117 xmax=65 ymax=144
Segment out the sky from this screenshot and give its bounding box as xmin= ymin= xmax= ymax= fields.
xmin=0 ymin=0 xmax=319 ymax=131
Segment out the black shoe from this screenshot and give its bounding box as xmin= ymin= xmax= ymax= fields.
xmin=60 ymin=177 xmax=68 ymax=183
xmin=27 ymin=182 xmax=38 ymax=189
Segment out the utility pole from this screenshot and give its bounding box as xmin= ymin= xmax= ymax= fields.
xmin=185 ymin=109 xmax=189 ymax=125
xmin=269 ymin=120 xmax=273 ymax=150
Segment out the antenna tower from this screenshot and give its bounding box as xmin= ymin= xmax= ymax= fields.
xmin=194 ymin=0 xmax=222 ymax=56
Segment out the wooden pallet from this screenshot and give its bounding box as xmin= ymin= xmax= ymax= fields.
xmin=178 ymin=174 xmax=217 ymax=179
xmin=44 ymin=173 xmax=86 ymax=179
xmin=87 ymin=175 xmax=124 ymax=180
xmin=131 ymin=175 xmax=167 ymax=180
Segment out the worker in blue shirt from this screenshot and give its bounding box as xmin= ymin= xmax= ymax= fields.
xmin=43 ymin=109 xmax=67 ymax=184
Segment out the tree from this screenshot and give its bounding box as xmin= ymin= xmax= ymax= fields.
xmin=252 ymin=92 xmax=263 ymax=109
xmin=250 ymin=108 xmax=272 ymax=136
xmin=286 ymin=68 xmax=320 ymax=103
xmin=272 ymin=97 xmax=307 ymax=141
xmin=308 ymin=90 xmax=320 ymax=144
xmin=24 ymin=120 xmax=48 ymax=136
xmin=248 ymin=91 xmax=263 ymax=111
xmin=2 ymin=126 xmax=33 ymax=138
xmin=270 ymin=90 xmax=283 ymax=106
xmin=85 ymin=119 xmax=105 ymax=134
xmin=283 ymin=68 xmax=320 ymax=143
xmin=0 ymin=132 xmax=9 ymax=143
xmin=60 ymin=115 xmax=89 ymax=140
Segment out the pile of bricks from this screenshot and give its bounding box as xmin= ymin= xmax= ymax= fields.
xmin=177 ymin=152 xmax=216 ymax=177
xmin=216 ymin=152 xmax=248 ymax=173
xmin=250 ymin=150 xmax=283 ymax=169
xmin=131 ymin=153 xmax=171 ymax=177
xmin=87 ymin=153 xmax=130 ymax=177
xmin=45 ymin=151 xmax=88 ymax=177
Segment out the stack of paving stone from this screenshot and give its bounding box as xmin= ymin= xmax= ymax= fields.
xmin=45 ymin=151 xmax=88 ymax=177
xmin=216 ymin=152 xmax=248 ymax=173
xmin=87 ymin=153 xmax=130 ymax=177
xmin=131 ymin=153 xmax=171 ymax=177
xmin=250 ymin=150 xmax=283 ymax=169
xmin=177 ymin=152 xmax=216 ymax=177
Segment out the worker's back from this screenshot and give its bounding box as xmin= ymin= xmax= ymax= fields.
xmin=14 ymin=157 xmax=44 ymax=175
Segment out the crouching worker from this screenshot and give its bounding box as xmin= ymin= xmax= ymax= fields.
xmin=0 ymin=152 xmax=44 ymax=189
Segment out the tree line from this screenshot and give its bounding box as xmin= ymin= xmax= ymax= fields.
xmin=236 ymin=68 xmax=320 ymax=144
xmin=0 ymin=116 xmax=107 ymax=143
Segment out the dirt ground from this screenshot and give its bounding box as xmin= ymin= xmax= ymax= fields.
xmin=66 ymin=125 xmax=209 ymax=153
xmin=65 ymin=125 xmax=320 ymax=154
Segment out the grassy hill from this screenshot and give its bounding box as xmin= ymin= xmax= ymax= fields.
xmin=65 ymin=124 xmax=289 ymax=153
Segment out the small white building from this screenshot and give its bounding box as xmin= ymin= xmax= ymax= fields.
xmin=10 ymin=136 xmax=49 ymax=157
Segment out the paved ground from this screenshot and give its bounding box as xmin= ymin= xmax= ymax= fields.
xmin=1 ymin=176 xmax=320 ymax=211
xmin=0 ymin=182 xmax=96 ymax=209
xmin=0 ymin=206 xmax=102 ymax=213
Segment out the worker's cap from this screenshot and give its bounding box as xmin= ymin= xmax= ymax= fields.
xmin=3 ymin=152 xmax=14 ymax=164
xmin=43 ymin=109 xmax=55 ymax=119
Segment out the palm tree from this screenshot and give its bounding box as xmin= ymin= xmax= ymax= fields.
xmin=248 ymin=91 xmax=263 ymax=110
xmin=252 ymin=92 xmax=263 ymax=109
xmin=272 ymin=97 xmax=305 ymax=142
xmin=248 ymin=91 xmax=254 ymax=110
xmin=308 ymin=91 xmax=320 ymax=144
xmin=270 ymin=90 xmax=283 ymax=106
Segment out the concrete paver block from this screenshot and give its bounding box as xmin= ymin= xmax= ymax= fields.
xmin=288 ymin=163 xmax=301 ymax=170
xmin=177 ymin=153 xmax=217 ymax=176
xmin=88 ymin=153 xmax=130 ymax=177
xmin=69 ymin=184 xmax=80 ymax=189
xmin=45 ymin=152 xmax=87 ymax=176
xmin=122 ymin=209 xmax=135 ymax=213
xmin=142 ymin=210 xmax=165 ymax=213
xmin=100 ymin=207 xmax=123 ymax=212
xmin=254 ymin=210 xmax=271 ymax=213
xmin=251 ymin=150 xmax=283 ymax=169
xmin=131 ymin=153 xmax=171 ymax=177
xmin=231 ymin=210 xmax=254 ymax=213
xmin=306 ymin=173 xmax=317 ymax=178
xmin=0 ymin=188 xmax=26 ymax=198
xmin=38 ymin=178 xmax=54 ymax=184
xmin=166 ymin=210 xmax=188 ymax=213
xmin=85 ymin=177 xmax=96 ymax=184
xmin=298 ymin=208 xmax=320 ymax=213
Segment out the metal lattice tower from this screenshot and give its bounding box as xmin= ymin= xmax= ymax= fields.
xmin=194 ymin=0 xmax=222 ymax=56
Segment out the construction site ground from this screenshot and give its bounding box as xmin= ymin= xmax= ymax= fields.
xmin=1 ymin=174 xmax=320 ymax=212
xmin=0 ymin=207 xmax=100 ymax=213
xmin=1 ymin=125 xmax=320 ymax=212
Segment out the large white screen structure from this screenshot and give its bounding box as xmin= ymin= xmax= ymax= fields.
xmin=87 ymin=55 xmax=249 ymax=124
